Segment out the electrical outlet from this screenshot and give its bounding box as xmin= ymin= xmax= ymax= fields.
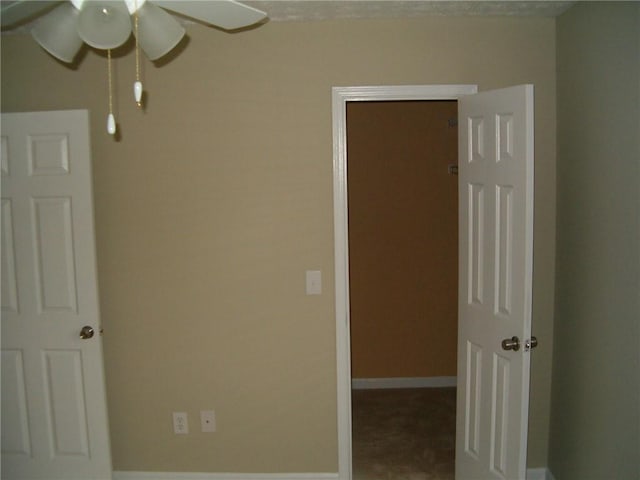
xmin=172 ymin=412 xmax=188 ymax=434
xmin=200 ymin=410 xmax=216 ymax=433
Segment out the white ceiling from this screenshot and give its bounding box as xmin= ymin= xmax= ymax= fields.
xmin=245 ymin=1 xmax=576 ymax=22
xmin=1 ymin=1 xmax=576 ymax=34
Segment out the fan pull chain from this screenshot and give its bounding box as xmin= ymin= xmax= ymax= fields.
xmin=107 ymin=48 xmax=116 ymax=135
xmin=133 ymin=0 xmax=143 ymax=107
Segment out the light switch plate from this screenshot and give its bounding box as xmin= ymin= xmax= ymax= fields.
xmin=306 ymin=270 xmax=322 ymax=295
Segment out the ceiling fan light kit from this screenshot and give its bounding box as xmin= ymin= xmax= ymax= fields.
xmin=134 ymin=2 xmax=185 ymax=61
xmin=77 ymin=1 xmax=132 ymax=49
xmin=2 ymin=0 xmax=268 ymax=136
xmin=31 ymin=2 xmax=83 ymax=63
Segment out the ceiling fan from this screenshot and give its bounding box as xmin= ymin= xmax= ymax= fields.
xmin=1 ymin=0 xmax=268 ymax=135
xmin=1 ymin=0 xmax=268 ymax=62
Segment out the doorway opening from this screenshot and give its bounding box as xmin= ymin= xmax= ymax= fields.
xmin=331 ymin=85 xmax=478 ymax=479
xmin=347 ymin=99 xmax=458 ymax=479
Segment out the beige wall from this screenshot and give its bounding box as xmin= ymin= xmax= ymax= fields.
xmin=550 ymin=3 xmax=640 ymax=478
xmin=348 ymin=100 xmax=458 ymax=379
xmin=1 ymin=15 xmax=556 ymax=472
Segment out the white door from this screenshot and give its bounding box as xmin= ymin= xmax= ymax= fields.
xmin=455 ymin=85 xmax=534 ymax=480
xmin=1 ymin=110 xmax=112 ymax=479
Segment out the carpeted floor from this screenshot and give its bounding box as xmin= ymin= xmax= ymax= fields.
xmin=352 ymin=387 xmax=456 ymax=480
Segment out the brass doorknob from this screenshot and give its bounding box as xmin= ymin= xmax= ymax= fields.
xmin=501 ymin=336 xmax=520 ymax=351
xmin=79 ymin=326 xmax=95 ymax=339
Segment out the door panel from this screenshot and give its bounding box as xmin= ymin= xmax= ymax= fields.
xmin=464 ymin=340 xmax=482 ymax=458
xmin=1 ymin=349 xmax=31 ymax=456
xmin=32 ymin=196 xmax=78 ymax=312
xmin=1 ymin=110 xmax=112 ymax=480
xmin=456 ymin=85 xmax=534 ymax=480
xmin=1 ymin=199 xmax=19 ymax=312
xmin=43 ymin=349 xmax=90 ymax=457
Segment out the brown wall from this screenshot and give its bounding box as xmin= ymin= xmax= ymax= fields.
xmin=348 ymin=101 xmax=458 ymax=378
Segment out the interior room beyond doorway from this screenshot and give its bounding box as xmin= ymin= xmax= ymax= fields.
xmin=347 ymin=100 xmax=459 ymax=381
xmin=346 ymin=100 xmax=459 ymax=479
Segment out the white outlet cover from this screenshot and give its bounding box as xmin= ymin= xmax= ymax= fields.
xmin=201 ymin=410 xmax=216 ymax=432
xmin=172 ymin=412 xmax=188 ymax=434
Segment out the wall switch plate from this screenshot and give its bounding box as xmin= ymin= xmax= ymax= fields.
xmin=172 ymin=412 xmax=188 ymax=434
xmin=200 ymin=410 xmax=216 ymax=433
xmin=306 ymin=270 xmax=322 ymax=295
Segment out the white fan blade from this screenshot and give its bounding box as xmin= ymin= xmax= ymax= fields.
xmin=152 ymin=0 xmax=266 ymax=30
xmin=1 ymin=1 xmax=62 ymax=28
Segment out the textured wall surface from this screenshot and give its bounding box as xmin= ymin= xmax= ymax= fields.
xmin=1 ymin=15 xmax=556 ymax=473
xmin=550 ymin=3 xmax=640 ymax=479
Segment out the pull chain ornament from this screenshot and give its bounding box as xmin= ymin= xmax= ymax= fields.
xmin=133 ymin=0 xmax=143 ymax=108
xmin=134 ymin=80 xmax=143 ymax=106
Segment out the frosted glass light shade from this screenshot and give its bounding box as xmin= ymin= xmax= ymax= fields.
xmin=32 ymin=3 xmax=83 ymax=63
xmin=135 ymin=2 xmax=185 ymax=60
xmin=77 ymin=1 xmax=132 ymax=49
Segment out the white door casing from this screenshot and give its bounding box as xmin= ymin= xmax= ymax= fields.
xmin=331 ymin=85 xmax=478 ymax=479
xmin=1 ymin=110 xmax=112 ymax=479
xmin=455 ymin=85 xmax=534 ymax=479
xmin=332 ymin=84 xmax=534 ymax=480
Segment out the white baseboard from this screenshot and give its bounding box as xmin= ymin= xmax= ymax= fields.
xmin=114 ymin=469 xmax=550 ymax=480
xmin=113 ymin=473 xmax=338 ymax=480
xmin=351 ymin=376 xmax=457 ymax=390
xmin=526 ymin=467 xmax=555 ymax=480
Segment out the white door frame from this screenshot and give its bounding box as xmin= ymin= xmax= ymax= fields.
xmin=332 ymin=84 xmax=478 ymax=479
